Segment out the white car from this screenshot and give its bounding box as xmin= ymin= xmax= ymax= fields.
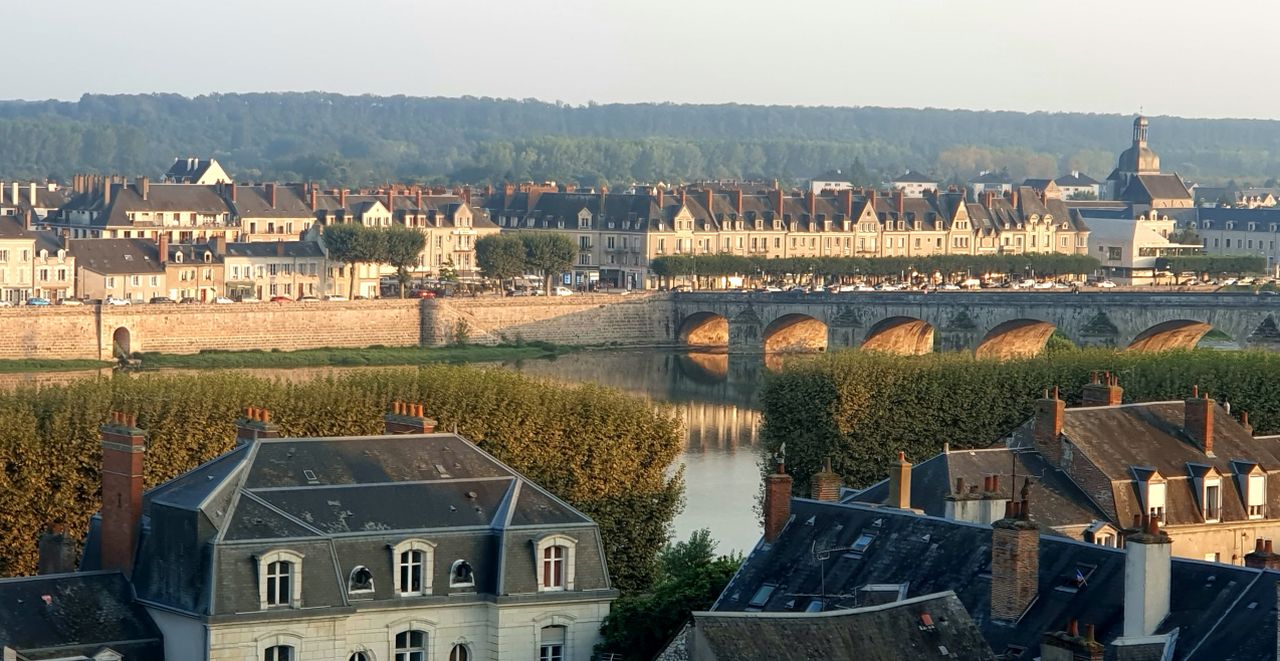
xmin=105 ymin=296 xmax=131 ymax=306
xmin=56 ymin=298 xmax=84 ymax=306
xmin=323 ymin=295 xmax=349 ymax=301
xmin=552 ymin=286 xmax=573 ymax=297
xmin=1095 ymin=280 xmax=1117 ymax=288
xmin=1032 ymin=281 xmax=1054 ymax=290
xmin=212 ymin=296 xmax=235 ymax=304
xmin=941 ymin=283 xmax=961 ymax=290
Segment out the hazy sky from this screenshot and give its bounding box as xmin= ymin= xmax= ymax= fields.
xmin=10 ymin=0 xmax=1273 ymax=119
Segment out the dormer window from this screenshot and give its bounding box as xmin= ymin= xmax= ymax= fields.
xmin=1204 ymin=476 xmax=1222 ymax=522
xmin=257 ymin=549 xmax=304 ymax=609
xmin=450 ymin=559 xmax=475 ymax=588
xmin=1147 ymin=480 xmax=1166 ymax=523
xmin=536 ymin=535 xmax=576 ymax=592
xmin=392 ymin=539 xmax=435 ymax=596
xmin=1248 ymin=472 xmax=1267 ymax=519
xmin=348 ymin=565 xmax=374 ymax=594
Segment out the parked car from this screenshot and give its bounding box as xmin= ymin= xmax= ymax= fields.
xmin=212 ymin=296 xmax=235 ymax=304
xmin=940 ymin=283 xmax=961 ymax=291
xmin=410 ymin=289 xmax=436 ymax=299
xmin=322 ymin=294 xmax=348 ymax=301
xmin=56 ymin=298 xmax=84 ymax=306
xmin=239 ymin=296 xmax=261 ymax=303
xmin=1094 ymin=279 xmax=1117 ymax=288
xmin=105 ymin=295 xmax=131 ymax=306
xmin=178 ymin=297 xmax=200 ymax=304
xmin=297 ymin=295 xmax=321 ymax=302
xmin=553 ymin=286 xmax=573 ymax=297
xmin=24 ymin=297 xmax=51 ymax=306
xmin=269 ymin=295 xmax=293 ymax=303
xmin=149 ymin=296 xmax=176 ymax=304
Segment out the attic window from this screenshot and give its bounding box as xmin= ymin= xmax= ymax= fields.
xmin=1054 ymin=562 xmax=1097 ymax=593
xmin=1248 ymin=473 xmax=1266 ymax=519
xmin=348 ymin=565 xmax=374 ymax=593
xmin=1204 ymin=477 xmax=1222 ymax=522
xmin=746 ymin=583 xmax=776 ymax=610
xmin=845 ymin=531 xmax=877 ymax=558
xmin=434 ymin=463 xmax=452 ymax=478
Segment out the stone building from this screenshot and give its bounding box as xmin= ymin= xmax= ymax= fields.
xmin=72 ymin=238 xmax=168 ymax=302
xmin=53 ymin=176 xmax=238 ymax=242
xmin=850 ymin=375 xmax=1280 ymax=565
xmin=224 ymin=183 xmax=317 ymax=242
xmin=162 ymin=236 xmax=225 ymax=302
xmin=1187 ymin=205 xmax=1280 ymax=273
xmin=163 ymin=157 xmax=232 ymax=185
xmin=78 ymin=406 xmax=616 ymax=661
xmin=1106 ymin=116 xmax=1194 ymax=208
xmin=32 ymin=231 xmax=76 ymax=301
xmin=223 ymin=239 xmax=329 ymax=300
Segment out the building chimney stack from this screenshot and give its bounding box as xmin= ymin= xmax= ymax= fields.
xmin=810 ymin=457 xmax=842 ymax=502
xmin=1245 ymin=538 xmax=1280 ymax=570
xmin=236 ymin=407 xmax=281 ymax=445
xmin=100 ymin=412 xmax=146 ymax=575
xmin=886 ymin=451 xmax=912 ymax=509
xmin=309 ymin=185 xmax=318 ymax=211
xmin=655 ymin=187 xmax=664 ymax=209
xmin=1034 ymin=387 xmax=1066 ymax=462
xmin=227 ymin=182 xmax=237 ymax=203
xmin=158 ymin=234 xmax=169 ymax=264
xmin=28 ymin=182 xmax=36 ymax=206
xmin=735 ymin=189 xmax=744 ymax=216
xmin=1124 ymin=515 xmax=1172 ymax=637
xmin=1040 ymin=619 xmax=1105 ymax=661
xmin=894 ymin=189 xmax=905 ymax=217
xmin=840 ymin=188 xmax=853 ymax=217
xmin=1081 ymin=371 xmax=1124 ymax=407
xmin=763 ymin=449 xmax=793 ymax=543
xmin=1242 ymin=411 xmax=1254 ymax=436
xmin=1184 ymin=387 xmax=1214 ymax=456
xmin=266 ymin=183 xmax=277 ymax=209
xmin=990 ymin=477 xmax=1039 ymax=622
xmin=37 ymin=524 xmax=76 ymax=575
xmin=774 ymin=187 xmax=784 ymax=217
xmin=807 ymin=191 xmax=817 ymax=218
xmin=137 ymin=177 xmax=149 ymax=201
xmin=384 ymin=401 xmax=438 ymax=435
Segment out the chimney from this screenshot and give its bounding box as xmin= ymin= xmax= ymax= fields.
xmin=28 ymin=182 xmax=36 ymax=206
xmin=267 ymin=183 xmax=277 ymax=209
xmin=1184 ymin=386 xmax=1214 ymax=456
xmin=384 ymin=401 xmax=439 ymax=434
xmin=763 ymin=451 xmax=793 ymax=543
xmin=840 ymin=188 xmax=853 ymax=217
xmin=102 ymin=180 xmax=112 ymax=206
xmin=1124 ymin=515 xmax=1171 ymax=637
xmin=214 ymin=235 xmax=227 ymax=255
xmin=704 ymin=189 xmax=714 ymax=218
xmin=416 ymin=188 xmax=423 ymax=210
xmin=1040 ymin=620 xmax=1104 ymax=661
xmin=1245 ymin=538 xmax=1280 ymax=570
xmin=809 ymin=457 xmax=842 ymax=501
xmin=227 ymin=182 xmax=237 ymax=203
xmin=339 ymin=188 xmax=348 ymax=209
xmin=11 ymin=182 xmax=19 ymax=206
xmin=387 ymin=187 xmax=396 ymax=212
xmin=100 ymin=412 xmax=146 ymax=574
xmin=990 ymin=480 xmax=1039 ymax=622
xmin=236 ymin=407 xmax=281 ymax=445
xmin=774 ymin=187 xmax=784 ymax=216
xmin=1010 ymin=189 xmax=1020 ymax=209
xmin=1034 ymin=387 xmax=1065 ymax=460
xmin=309 ymin=185 xmax=318 ymax=211
xmin=680 ymin=188 xmax=688 ymax=209
xmin=1081 ymin=371 xmax=1123 ymax=407
xmin=885 ymin=451 xmax=912 ymax=509
xmin=656 ymin=187 xmax=665 ymax=209
xmin=37 ymin=524 xmax=76 ymax=575
xmin=735 ymin=189 xmax=744 ymax=216
xmin=894 ymin=189 xmax=905 ymax=217
xmin=807 ymin=191 xmax=817 ymax=218
xmin=276 ymin=240 xmax=285 ymax=257
xmin=983 ymin=190 xmax=996 ymax=208
xmin=1242 ymin=411 xmax=1254 ymax=436
xmin=136 ymin=177 xmax=149 ymax=201
xmin=158 ymin=234 xmax=169 ymax=264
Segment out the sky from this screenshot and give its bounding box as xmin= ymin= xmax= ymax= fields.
xmin=10 ymin=0 xmax=1276 ymax=119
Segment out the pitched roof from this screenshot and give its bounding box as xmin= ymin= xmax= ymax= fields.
xmin=691 ymin=591 xmax=993 ymax=660
xmin=893 ymin=170 xmax=936 ymax=184
xmin=714 ymin=499 xmax=1279 ymax=660
xmin=970 ymin=171 xmax=1011 ymax=184
xmin=0 ymin=215 xmax=33 ymax=239
xmin=223 ymin=240 xmax=325 ymax=259
xmin=1055 ymin=172 xmax=1100 ymax=187
xmin=71 ymin=238 xmax=165 ymax=274
xmin=164 ymin=158 xmax=220 ymax=183
xmin=1122 ymin=174 xmax=1192 ymax=203
xmin=0 ymin=571 xmax=164 ymax=660
xmin=229 ymin=184 xmax=314 ymax=219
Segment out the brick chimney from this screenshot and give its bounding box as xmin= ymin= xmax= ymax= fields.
xmin=867 ymin=189 xmax=877 ymax=207
xmin=100 ymin=412 xmax=145 ymax=575
xmin=384 ymin=401 xmax=438 ymax=434
xmin=735 ymin=189 xmax=744 ymax=216
xmin=894 ymin=189 xmax=905 ymax=217
xmin=158 ymin=234 xmax=169 ymax=264
xmin=763 ymin=450 xmax=793 ymax=543
xmin=704 ymin=189 xmax=714 ymax=219
xmin=416 ymin=188 xmax=424 ymax=210
xmin=1242 ymin=411 xmax=1254 ymax=436
xmin=680 ymin=188 xmax=688 ymax=209
xmin=227 ymin=182 xmax=237 ymax=203
xmin=809 ymin=457 xmax=842 ymax=501
xmin=990 ymin=484 xmax=1038 ymax=622
xmin=886 ymin=451 xmax=912 ymax=509
xmin=1034 ymin=387 xmax=1065 ymax=455
xmin=1010 ymin=189 xmax=1020 ymax=209
xmin=136 ymin=177 xmax=149 ymax=201
xmin=37 ymin=524 xmax=76 ymax=575
xmin=655 ymin=187 xmax=664 ymax=209
xmin=236 ymin=407 xmax=281 ymax=445
xmin=1040 ymin=620 xmax=1104 ymax=661
xmin=1124 ymin=515 xmax=1171 ymax=637
xmin=840 ymin=188 xmax=853 ymax=217
xmin=807 ymin=191 xmax=817 ymax=218
xmin=774 ymin=187 xmax=784 ymax=216
xmin=266 ymin=183 xmax=277 ymax=209
xmin=982 ymin=190 xmax=996 ymax=208
xmin=1245 ymin=538 xmax=1280 ymax=570
xmin=309 ymin=185 xmax=318 ymax=211
xmin=339 ymin=188 xmax=348 ymax=209
xmin=1184 ymin=386 xmax=1214 ymax=456
xmin=1081 ymin=371 xmax=1123 ymax=407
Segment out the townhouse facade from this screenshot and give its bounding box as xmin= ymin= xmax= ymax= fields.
xmin=223 ymin=239 xmax=329 ymax=300
xmin=73 ymin=238 xmax=168 ymax=302
xmin=54 ymin=175 xmax=239 ymax=243
xmin=33 ymin=232 xmax=76 ymax=301
xmin=1187 ymin=206 xmax=1280 ymax=272
xmin=162 ymin=237 xmax=226 ymax=301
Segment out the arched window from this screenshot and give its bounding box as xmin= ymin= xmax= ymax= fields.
xmin=391 ymin=539 xmax=435 ymax=596
xmin=257 ymin=549 xmax=304 ymax=609
xmin=542 ymin=546 xmax=565 ymax=590
xmin=535 ymin=535 xmax=577 ymax=592
xmin=266 ymin=560 xmax=292 ymax=606
xmin=349 ymin=565 xmax=374 ymax=594
xmin=394 ymin=630 xmax=428 ymax=661
xmin=449 ymin=644 xmax=470 ymax=661
xmin=449 ymin=559 xmax=474 ymax=588
xmin=264 ymin=645 xmax=294 ymax=661
xmin=348 ymin=653 xmax=370 ymax=661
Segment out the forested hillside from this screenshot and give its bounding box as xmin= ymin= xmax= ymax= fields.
xmin=3 ymin=93 xmax=1280 ymax=186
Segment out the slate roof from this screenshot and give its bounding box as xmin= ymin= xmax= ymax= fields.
xmin=893 ymin=170 xmax=936 ymax=184
xmin=164 ymin=158 xmax=219 ymax=183
xmin=223 ymin=240 xmax=325 ymax=259
xmin=690 ymin=591 xmax=993 ymax=660
xmin=1055 ymin=172 xmax=1101 ymax=187
xmin=1121 ymin=174 xmax=1193 ymax=204
xmin=1197 ymin=205 xmax=1280 ymax=230
xmin=0 ymin=215 xmax=33 ymax=239
xmin=96 ymin=432 xmax=612 ymax=617
xmin=71 ymin=238 xmax=165 ymax=274
xmin=229 ymin=184 xmax=314 ymax=218
xmin=0 ymin=571 xmax=164 ymax=660
xmin=167 ymin=242 xmax=223 ymax=265
xmin=714 ymin=499 xmax=1279 ymax=660
xmin=970 ymin=171 xmax=1012 ymax=185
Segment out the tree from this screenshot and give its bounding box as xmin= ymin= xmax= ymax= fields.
xmin=520 ymin=232 xmax=576 ymax=294
xmin=475 ymin=233 xmax=527 ymax=285
xmin=321 ymin=223 xmax=364 ymax=299
xmin=383 ymin=227 xmax=427 ymax=297
xmin=595 ymin=529 xmax=742 ymax=661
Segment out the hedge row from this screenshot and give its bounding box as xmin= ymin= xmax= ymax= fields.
xmin=761 ymin=349 xmax=1280 ymax=494
xmin=0 ymin=367 xmax=684 ymax=593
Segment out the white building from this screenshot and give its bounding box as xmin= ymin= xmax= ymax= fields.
xmin=1084 ymin=211 xmax=1200 ymax=284
xmin=890 ymin=170 xmax=938 ymax=198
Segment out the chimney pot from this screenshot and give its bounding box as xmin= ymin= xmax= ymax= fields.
xmin=1267 ymin=539 xmax=1274 ymax=554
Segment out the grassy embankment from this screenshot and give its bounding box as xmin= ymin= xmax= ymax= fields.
xmin=0 ymin=359 xmax=113 ymax=373
xmin=137 ymin=342 xmax=570 ymax=369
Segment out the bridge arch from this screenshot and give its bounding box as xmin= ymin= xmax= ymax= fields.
xmin=112 ymin=327 xmax=132 ymax=358
xmin=677 ymin=312 xmax=729 ymax=348
xmin=863 ymin=317 xmax=935 ymax=355
xmin=763 ymin=314 xmax=828 ymax=353
xmin=1127 ymin=319 xmax=1214 ymax=352
xmin=976 ymin=319 xmax=1057 ymax=360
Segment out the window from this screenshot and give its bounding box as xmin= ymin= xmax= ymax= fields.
xmin=257 ymin=550 xmax=303 ymax=609
xmin=393 ymin=539 xmax=435 ymax=596
xmin=450 ymin=559 xmax=475 ymax=587
xmin=349 ymin=565 xmax=374 ymax=593
xmin=449 ymin=645 xmax=471 ymax=661
xmin=535 ymin=535 xmax=576 ymax=591
xmin=264 ymin=646 xmax=293 ymax=661
xmin=1204 ymin=480 xmax=1222 ymax=522
xmin=349 ymin=654 xmax=370 ymax=661
xmin=395 ymin=630 xmax=428 ymax=661
xmin=1147 ymin=479 xmax=1166 ymax=523
xmin=539 ymin=626 xmax=566 ymax=661
xmin=1248 ymin=473 xmax=1267 ymax=519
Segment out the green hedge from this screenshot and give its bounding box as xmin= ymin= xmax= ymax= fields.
xmin=0 ymin=367 xmax=683 ymax=593
xmin=761 ymin=349 xmax=1280 ymax=494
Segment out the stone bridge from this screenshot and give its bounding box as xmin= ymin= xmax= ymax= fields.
xmin=669 ymin=291 xmax=1280 ymax=357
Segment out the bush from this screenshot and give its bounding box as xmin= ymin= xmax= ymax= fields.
xmin=762 ymin=349 xmax=1280 ymax=495
xmin=0 ymin=367 xmax=683 ymax=593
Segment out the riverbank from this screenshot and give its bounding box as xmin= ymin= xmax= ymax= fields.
xmin=0 ymin=358 xmax=113 ymax=373
xmin=137 ymin=342 xmax=571 ymax=369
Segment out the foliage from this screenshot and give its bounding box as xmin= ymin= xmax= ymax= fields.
xmin=8 ymin=93 xmax=1280 ymax=186
xmin=137 ymin=343 xmax=566 ymax=369
xmin=650 ymin=253 xmax=1101 ymax=283
xmin=761 ymin=349 xmax=1280 ymax=495
xmin=518 ymin=232 xmax=577 ymax=293
xmin=475 ymin=233 xmax=528 ymax=281
xmin=0 ymin=367 xmax=684 ymax=593
xmin=1154 ymin=254 xmax=1267 ymax=275
xmin=321 ymin=223 xmax=371 ymax=298
xmin=596 ymin=529 xmax=742 ymax=661
xmin=383 ymin=226 xmax=427 ymax=296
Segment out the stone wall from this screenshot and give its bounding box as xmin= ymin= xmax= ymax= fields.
xmin=425 ymin=294 xmax=673 ymax=347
